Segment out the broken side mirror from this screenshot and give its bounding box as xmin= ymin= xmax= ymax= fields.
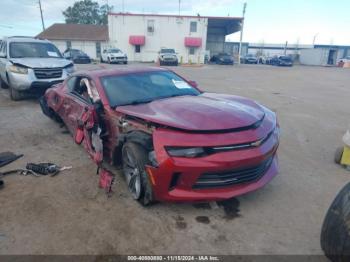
xmin=188 ymin=80 xmax=198 ymax=88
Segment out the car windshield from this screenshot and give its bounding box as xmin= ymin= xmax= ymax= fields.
xmin=10 ymin=42 xmax=62 ymax=58
xmin=71 ymin=49 xmax=85 ymax=55
xmin=100 ymin=70 xmax=201 ymax=107
xmin=280 ymin=56 xmax=292 ymax=61
xmin=109 ymin=49 xmax=121 ymax=53
xmin=161 ymin=49 xmax=175 ymax=54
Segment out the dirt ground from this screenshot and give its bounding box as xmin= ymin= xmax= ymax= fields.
xmin=0 ymin=63 xmax=349 ymax=256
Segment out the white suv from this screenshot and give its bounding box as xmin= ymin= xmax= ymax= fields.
xmin=101 ymin=48 xmax=128 ymax=64
xmin=0 ymin=36 xmax=74 ymax=101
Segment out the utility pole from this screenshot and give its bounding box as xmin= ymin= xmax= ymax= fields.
xmin=178 ymin=0 xmax=181 ymax=16
xmin=238 ymin=2 xmax=247 ymax=65
xmin=38 ymin=0 xmax=45 ymax=31
xmin=312 ymin=33 xmax=318 ymax=46
xmin=284 ymin=41 xmax=288 ymax=55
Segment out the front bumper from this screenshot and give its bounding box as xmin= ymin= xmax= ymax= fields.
xmin=7 ymin=69 xmax=69 ymax=91
xmin=160 ymin=59 xmax=178 ymax=65
xmin=148 ymin=124 xmax=279 ymax=202
xmin=109 ymin=56 xmax=127 ymax=63
xmin=73 ymin=58 xmax=91 ymax=64
xmin=218 ymin=60 xmax=234 ymax=65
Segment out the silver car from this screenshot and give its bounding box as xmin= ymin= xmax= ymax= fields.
xmin=158 ymin=48 xmax=178 ymax=66
xmin=0 ymin=36 xmax=75 ymax=100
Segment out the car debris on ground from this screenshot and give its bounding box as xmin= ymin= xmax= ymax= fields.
xmin=0 ymin=159 xmax=72 ymax=190
xmin=334 ymin=126 xmax=350 ymax=170
xmin=0 ymin=152 xmax=23 ymax=167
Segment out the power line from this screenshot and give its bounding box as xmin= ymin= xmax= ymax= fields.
xmin=238 ymin=2 xmax=247 ymax=65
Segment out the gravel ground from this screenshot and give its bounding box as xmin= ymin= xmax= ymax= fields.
xmin=0 ymin=63 xmax=349 ymax=256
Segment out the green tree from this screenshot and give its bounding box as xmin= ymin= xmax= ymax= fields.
xmin=99 ymin=4 xmax=114 ymax=25
xmin=63 ymin=0 xmax=113 ymax=25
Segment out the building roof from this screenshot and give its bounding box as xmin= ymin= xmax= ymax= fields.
xmin=36 ymin=23 xmax=108 ymax=41
xmin=108 ymin=12 xmax=243 ymax=21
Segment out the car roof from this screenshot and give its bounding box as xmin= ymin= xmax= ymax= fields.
xmin=75 ymin=66 xmax=169 ymax=78
xmin=3 ymin=36 xmax=51 ymax=43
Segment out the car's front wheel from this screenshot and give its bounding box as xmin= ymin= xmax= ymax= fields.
xmin=321 ymin=182 xmax=350 ymax=261
xmin=9 ymin=81 xmax=26 ymax=101
xmin=0 ymin=76 xmax=9 ymax=89
xmin=122 ymin=142 xmax=154 ymax=206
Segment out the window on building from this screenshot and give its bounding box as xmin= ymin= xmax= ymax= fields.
xmin=190 ymin=21 xmax=197 ymax=33
xmin=189 ymin=47 xmax=195 ymax=55
xmin=135 ymin=45 xmax=141 ymax=53
xmin=96 ymin=42 xmax=101 ymax=58
xmin=147 ymin=20 xmax=155 ymax=34
xmin=66 ymin=41 xmax=71 ymax=49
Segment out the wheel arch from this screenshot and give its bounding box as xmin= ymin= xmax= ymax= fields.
xmin=113 ymin=130 xmax=153 ymax=167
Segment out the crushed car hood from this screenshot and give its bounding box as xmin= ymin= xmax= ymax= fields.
xmin=10 ymin=58 xmax=72 ymax=68
xmin=116 ymin=93 xmax=265 ymax=131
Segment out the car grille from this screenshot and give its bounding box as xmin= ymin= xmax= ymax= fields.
xmin=34 ymin=68 xmax=63 ymax=79
xmin=193 ymin=156 xmax=274 ymax=189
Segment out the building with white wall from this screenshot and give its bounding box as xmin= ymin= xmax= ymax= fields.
xmin=36 ymin=23 xmax=109 ymax=59
xmin=108 ymin=13 xmax=242 ymax=63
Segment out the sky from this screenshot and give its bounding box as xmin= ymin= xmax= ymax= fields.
xmin=0 ymin=0 xmax=349 ymax=45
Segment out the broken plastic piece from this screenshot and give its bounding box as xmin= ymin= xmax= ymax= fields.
xmin=0 ymin=152 xmax=23 ymax=168
xmin=98 ymin=168 xmax=114 ymax=196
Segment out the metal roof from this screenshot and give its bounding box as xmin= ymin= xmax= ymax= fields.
xmin=36 ymin=23 xmax=108 ymax=41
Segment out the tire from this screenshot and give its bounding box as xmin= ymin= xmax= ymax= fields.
xmin=321 ymin=182 xmax=350 ymax=261
xmin=335 ymin=147 xmax=344 ymax=164
xmin=10 ymin=85 xmax=26 ymax=101
xmin=123 ymin=61 xmax=127 ymax=65
xmin=122 ymin=142 xmax=154 ymax=206
xmin=100 ymin=57 xmax=104 ymax=63
xmin=0 ymin=76 xmax=8 ymax=89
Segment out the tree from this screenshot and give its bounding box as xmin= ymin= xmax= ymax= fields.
xmin=63 ymin=0 xmax=113 ymax=25
xmin=99 ymin=4 xmax=114 ymax=25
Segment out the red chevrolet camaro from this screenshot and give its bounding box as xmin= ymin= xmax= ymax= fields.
xmin=40 ymin=67 xmax=280 ymax=205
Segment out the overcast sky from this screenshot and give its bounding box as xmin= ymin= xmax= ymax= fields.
xmin=1 ymin=0 xmax=349 ymax=45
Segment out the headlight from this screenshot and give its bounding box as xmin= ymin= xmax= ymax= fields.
xmin=8 ymin=65 xmax=28 ymax=74
xmin=65 ymin=65 xmax=75 ymax=74
xmin=166 ymin=147 xmax=206 ymax=158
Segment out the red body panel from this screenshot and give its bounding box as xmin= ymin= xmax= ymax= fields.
xmin=43 ymin=67 xmax=280 ymax=202
xmin=116 ymin=93 xmax=265 ymax=131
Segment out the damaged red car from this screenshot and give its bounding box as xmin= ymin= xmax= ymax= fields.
xmin=40 ymin=67 xmax=280 ymax=205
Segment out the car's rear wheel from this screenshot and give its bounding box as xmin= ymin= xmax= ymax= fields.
xmin=122 ymin=142 xmax=154 ymax=206
xmin=321 ymin=182 xmax=350 ymax=261
xmin=123 ymin=61 xmax=128 ymax=64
